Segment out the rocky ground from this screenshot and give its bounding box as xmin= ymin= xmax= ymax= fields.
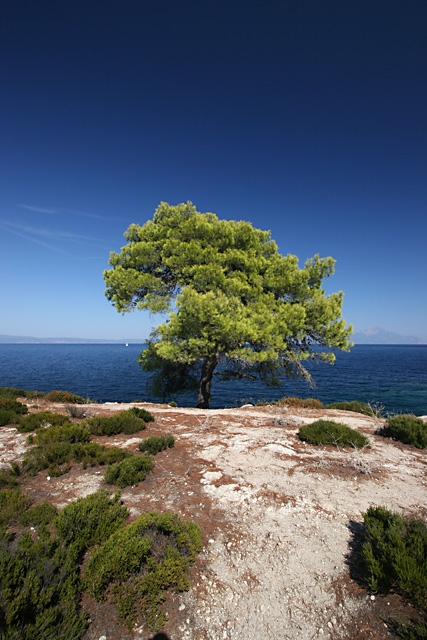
xmin=1 ymin=399 xmax=426 ymax=640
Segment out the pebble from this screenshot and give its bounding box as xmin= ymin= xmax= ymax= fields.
xmin=179 ymin=604 xmax=186 ymax=611
xmin=370 ymin=595 xmax=376 ymax=601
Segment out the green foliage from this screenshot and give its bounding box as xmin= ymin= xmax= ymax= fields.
xmin=326 ymin=400 xmax=380 ymax=416
xmin=0 ymin=386 xmax=45 ymax=400
xmin=298 ymin=419 xmax=369 ymax=448
xmin=84 ymin=511 xmax=202 ymax=631
xmin=85 ymin=409 xmax=146 ymax=435
xmin=0 ymin=519 xmax=87 ymax=639
xmin=0 ymin=463 xmax=20 ymax=489
xmin=0 ymin=398 xmax=28 ymax=426
xmin=129 ymin=406 xmax=155 ymax=422
xmin=277 ymin=396 xmax=324 ymax=409
xmin=382 ymin=415 xmax=427 ymax=449
xmin=104 ymin=455 xmax=155 ymax=488
xmin=20 ymin=502 xmax=58 ymax=527
xmin=104 ymin=202 xmax=353 ymax=408
xmin=0 ymin=488 xmax=31 ymax=526
xmin=353 ymin=505 xmax=427 ymax=637
xmin=18 ymin=411 xmax=70 ymax=433
xmin=54 ymin=491 xmax=128 ymax=556
xmin=169 ymin=401 xmax=177 ymax=407
xmin=44 ymin=390 xmax=86 ymax=404
xmin=138 ymin=435 xmax=175 ymax=455
xmin=0 ymin=409 xmax=19 ymax=426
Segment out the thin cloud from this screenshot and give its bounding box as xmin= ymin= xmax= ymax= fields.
xmin=17 ymin=203 xmax=121 ymax=221
xmin=0 ymin=222 xmax=69 ymax=255
xmin=1 ymin=221 xmax=111 ymax=248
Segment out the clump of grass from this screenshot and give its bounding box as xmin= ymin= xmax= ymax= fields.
xmin=299 ymin=419 xmax=369 ymax=448
xmin=351 ymin=505 xmax=427 ymax=637
xmin=44 ymin=390 xmax=86 ymax=404
xmin=138 ymin=435 xmax=174 ymax=455
xmin=20 ymin=501 xmax=59 ymax=527
xmin=381 ymin=415 xmax=427 ymax=449
xmin=129 ymin=406 xmax=155 ymax=422
xmin=104 ymin=455 xmax=155 ymax=488
xmin=83 ymin=511 xmax=202 ymax=631
xmin=85 ymin=409 xmax=146 ymax=436
xmin=326 ymin=400 xmax=381 ymax=417
xmin=0 ymin=487 xmax=31 ymax=526
xmin=18 ymin=410 xmax=71 ymax=432
xmin=277 ymin=396 xmax=324 ymax=409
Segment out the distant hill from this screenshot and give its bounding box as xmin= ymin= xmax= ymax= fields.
xmin=351 ymin=327 xmax=424 ymax=345
xmin=0 ymin=335 xmax=145 ymax=344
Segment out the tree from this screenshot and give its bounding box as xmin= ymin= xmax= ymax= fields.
xmin=104 ymin=202 xmax=353 ymax=408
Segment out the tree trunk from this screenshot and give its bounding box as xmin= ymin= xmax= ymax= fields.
xmin=196 ymin=354 xmax=219 ymax=409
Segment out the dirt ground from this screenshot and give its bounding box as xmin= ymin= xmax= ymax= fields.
xmin=1 ymin=399 xmax=426 ymax=640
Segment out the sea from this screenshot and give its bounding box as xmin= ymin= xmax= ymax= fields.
xmin=0 ymin=344 xmax=426 ymax=415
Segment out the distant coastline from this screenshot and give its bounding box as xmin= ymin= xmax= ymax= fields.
xmin=0 ymin=335 xmax=145 ymax=344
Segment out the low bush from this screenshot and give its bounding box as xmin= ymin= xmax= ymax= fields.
xmin=129 ymin=406 xmax=155 ymax=422
xmin=18 ymin=410 xmax=71 ymax=432
xmin=298 ymin=419 xmax=369 ymax=448
xmin=44 ymin=390 xmax=86 ymax=404
xmin=0 ymin=408 xmax=20 ymax=427
xmin=72 ymin=441 xmax=131 ymax=468
xmin=54 ymin=491 xmax=128 ymax=557
xmin=83 ymin=511 xmax=202 ymax=631
xmin=66 ymin=404 xmax=88 ymax=419
xmin=0 ymin=398 xmax=28 ymax=414
xmin=0 ymin=386 xmax=45 ymax=400
xmin=277 ymin=396 xmax=324 ymax=409
xmin=138 ymin=435 xmax=175 ymax=455
xmin=104 ymin=454 xmax=154 ymax=488
xmin=85 ymin=410 xmax=146 ymax=436
xmin=20 ymin=502 xmax=59 ymax=527
xmin=33 ymin=422 xmax=91 ymax=445
xmin=352 ymin=505 xmax=427 ymax=637
xmin=0 ymin=463 xmax=20 ymax=489
xmin=326 ymin=400 xmax=381 ymax=417
xmin=382 ymin=415 xmax=427 ymax=449
xmin=0 ymin=487 xmax=31 ymax=526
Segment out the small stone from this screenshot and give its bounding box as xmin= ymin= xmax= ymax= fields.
xmin=179 ymin=604 xmax=186 ymax=611
xmin=370 ymin=595 xmax=376 ymax=601
xmin=47 ymin=476 xmax=51 ymax=481
xmin=208 ymin=538 xmax=215 ymax=544
xmin=99 ymin=636 xmax=107 ymax=640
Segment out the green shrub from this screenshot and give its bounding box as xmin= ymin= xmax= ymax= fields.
xmin=44 ymin=390 xmax=86 ymax=404
xmin=138 ymin=435 xmax=175 ymax=455
xmin=0 ymin=487 xmax=31 ymax=526
xmin=0 ymin=398 xmax=28 ymax=414
xmin=277 ymin=396 xmax=324 ymax=409
xmin=104 ymin=454 xmax=154 ymax=488
xmin=382 ymin=415 xmax=427 ymax=449
xmin=129 ymin=406 xmax=155 ymax=422
xmin=20 ymin=502 xmax=58 ymax=527
xmin=0 ymin=520 xmax=88 ymax=639
xmin=18 ymin=410 xmax=70 ymax=432
xmin=72 ymin=441 xmax=131 ymax=467
xmin=326 ymin=400 xmax=381 ymax=417
xmin=352 ymin=505 xmax=427 ymax=637
xmin=85 ymin=410 xmax=146 ymax=436
xmin=0 ymin=463 xmax=20 ymax=489
xmin=169 ymin=401 xmax=177 ymax=408
xmin=84 ymin=511 xmax=201 ymax=631
xmin=54 ymin=491 xmax=128 ymax=556
xmin=0 ymin=409 xmax=20 ymax=427
xmin=0 ymin=386 xmax=45 ymax=400
xmin=298 ymin=419 xmax=369 ymax=448
xmin=33 ymin=422 xmax=91 ymax=445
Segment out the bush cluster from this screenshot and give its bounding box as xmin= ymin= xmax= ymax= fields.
xmin=129 ymin=406 xmax=155 ymax=422
xmin=138 ymin=435 xmax=175 ymax=455
xmin=325 ymin=400 xmax=380 ymax=417
xmin=0 ymin=463 xmax=21 ymax=489
xmin=84 ymin=511 xmax=202 ymax=631
xmin=352 ymin=505 xmax=427 ymax=638
xmin=382 ymin=415 xmax=427 ymax=449
xmin=0 ymin=398 xmax=28 ymax=427
xmin=104 ymin=454 xmax=155 ymax=488
xmin=84 ymin=409 xmax=147 ymax=436
xmin=298 ymin=419 xmax=369 ymax=448
xmin=44 ymin=390 xmax=86 ymax=404
xmin=0 ymin=386 xmax=45 ymax=400
xmin=277 ymin=397 xmax=324 ymax=409
xmin=22 ymin=423 xmax=131 ymax=477
xmin=18 ymin=410 xmax=71 ymax=432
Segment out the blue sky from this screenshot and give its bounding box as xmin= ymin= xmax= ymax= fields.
xmin=1 ymin=0 xmax=426 ymax=341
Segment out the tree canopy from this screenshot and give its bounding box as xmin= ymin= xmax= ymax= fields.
xmin=104 ymin=202 xmax=353 ymax=408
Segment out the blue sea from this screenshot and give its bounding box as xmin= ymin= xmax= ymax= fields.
xmin=0 ymin=344 xmax=426 ymax=415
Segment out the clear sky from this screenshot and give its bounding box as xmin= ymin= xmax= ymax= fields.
xmin=1 ymin=1 xmax=426 ymax=341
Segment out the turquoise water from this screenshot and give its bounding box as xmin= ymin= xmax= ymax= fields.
xmin=0 ymin=344 xmax=426 ymax=415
